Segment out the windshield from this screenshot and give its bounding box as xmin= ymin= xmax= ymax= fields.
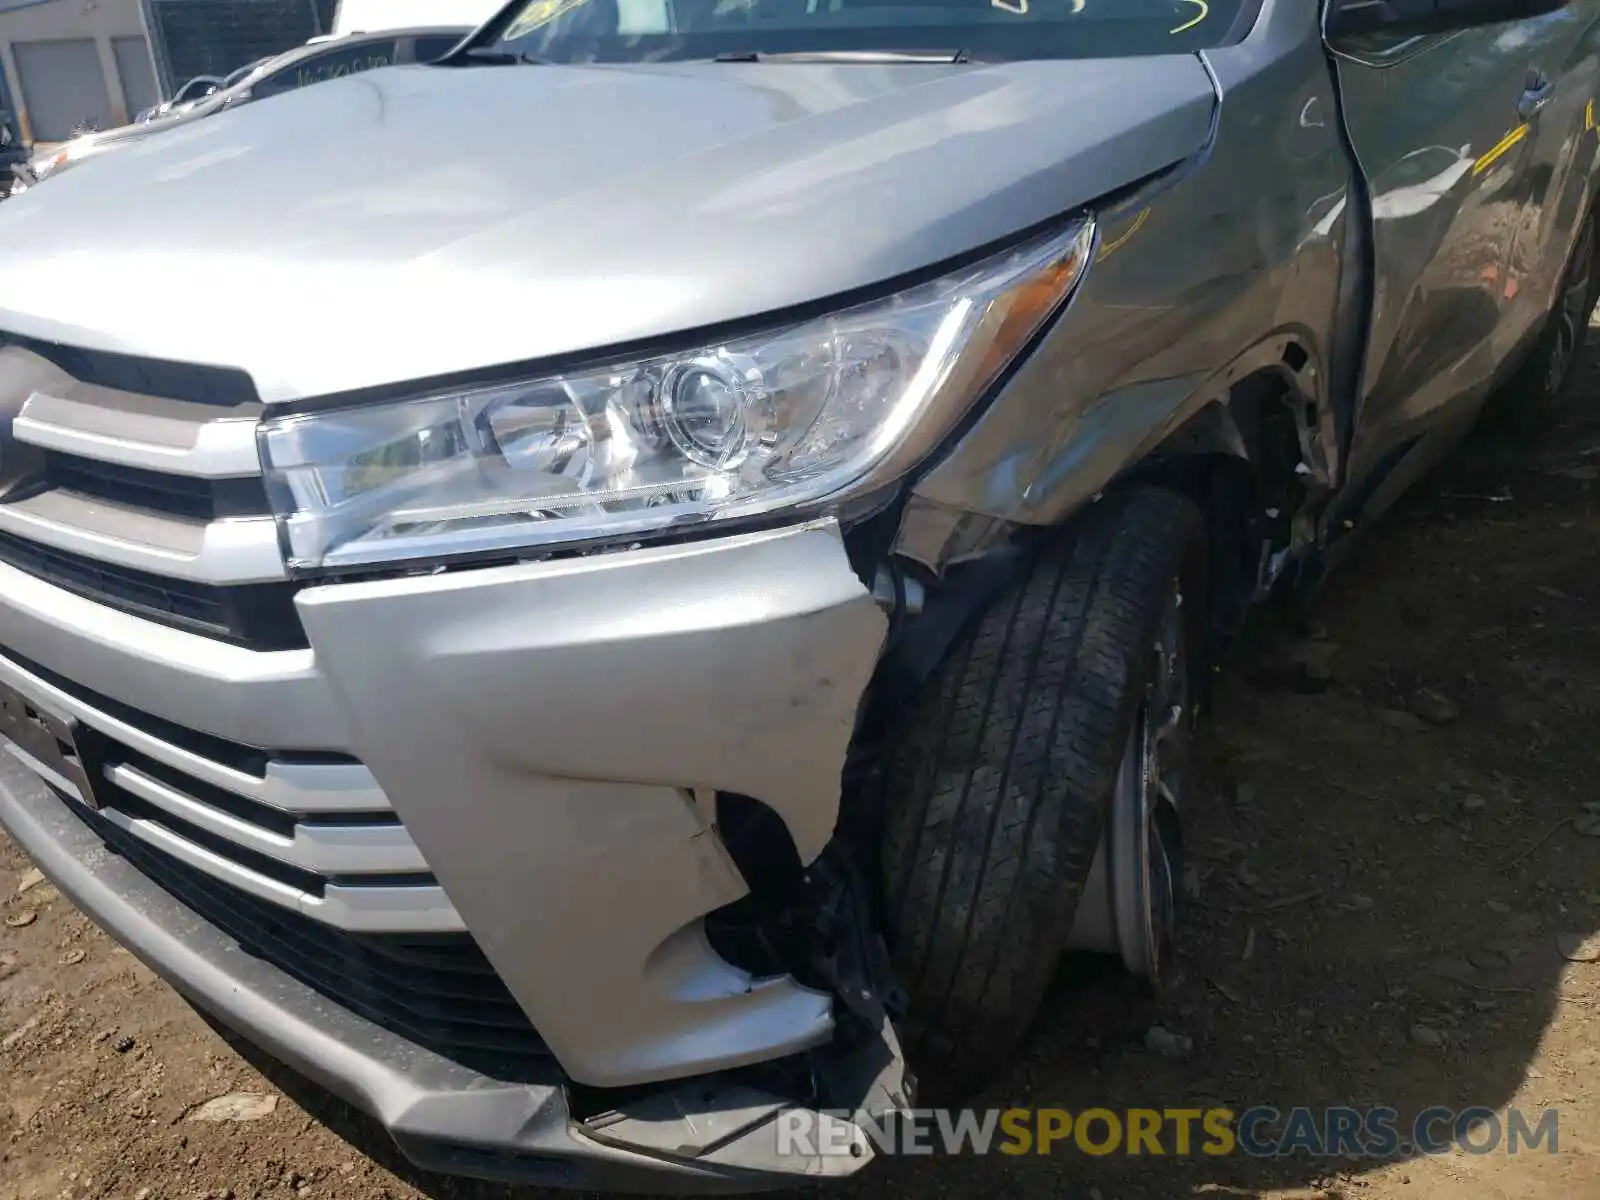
xmin=470 ymin=0 xmax=1244 ymax=63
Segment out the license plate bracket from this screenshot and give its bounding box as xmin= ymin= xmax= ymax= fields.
xmin=0 ymin=682 xmax=101 ymax=810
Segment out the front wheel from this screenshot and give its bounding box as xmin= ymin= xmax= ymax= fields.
xmin=880 ymin=486 xmax=1208 ymax=1089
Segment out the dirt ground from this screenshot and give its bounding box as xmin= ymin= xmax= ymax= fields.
xmin=6 ymin=345 xmax=1600 ymax=1200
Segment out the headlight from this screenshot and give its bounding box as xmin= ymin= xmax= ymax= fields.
xmin=28 ymin=147 xmax=70 ymax=181
xmin=260 ymin=218 xmax=1095 ymax=572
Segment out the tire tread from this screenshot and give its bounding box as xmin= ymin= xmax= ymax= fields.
xmin=882 ymin=485 xmax=1204 ymax=1086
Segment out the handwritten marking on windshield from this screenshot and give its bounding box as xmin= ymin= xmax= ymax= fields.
xmin=1170 ymin=0 xmax=1207 ymax=33
xmin=991 ymin=0 xmax=1028 ymax=13
xmin=504 ymin=0 xmax=592 ymax=40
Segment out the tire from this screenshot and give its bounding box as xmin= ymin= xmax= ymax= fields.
xmin=881 ymin=485 xmax=1207 ymax=1090
xmin=1504 ymin=208 xmax=1599 ymax=423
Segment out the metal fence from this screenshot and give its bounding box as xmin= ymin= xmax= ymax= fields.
xmin=140 ymin=0 xmax=338 ymax=98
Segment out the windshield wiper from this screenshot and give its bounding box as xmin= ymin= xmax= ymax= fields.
xmin=712 ymin=49 xmax=976 ymax=64
xmin=451 ymin=47 xmax=554 ymax=65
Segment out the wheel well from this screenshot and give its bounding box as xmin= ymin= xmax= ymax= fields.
xmin=841 ymin=364 xmax=1324 ymax=854
xmin=1125 ymin=369 xmax=1315 ymax=638
xmin=863 ymin=364 xmax=1320 ymax=719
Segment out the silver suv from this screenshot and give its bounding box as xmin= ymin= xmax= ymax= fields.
xmin=0 ymin=0 xmax=1596 ymax=1187
xmin=15 ymin=28 xmax=470 ymax=190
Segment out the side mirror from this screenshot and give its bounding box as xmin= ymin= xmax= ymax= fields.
xmin=1328 ymin=0 xmax=1567 ymax=39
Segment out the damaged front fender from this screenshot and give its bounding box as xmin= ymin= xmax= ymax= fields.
xmin=894 ymin=26 xmax=1352 ymax=575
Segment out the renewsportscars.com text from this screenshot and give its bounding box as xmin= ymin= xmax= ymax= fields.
xmin=775 ymin=1106 xmax=1561 ymax=1158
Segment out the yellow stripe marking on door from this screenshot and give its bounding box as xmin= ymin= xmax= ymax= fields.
xmin=1472 ymin=125 xmax=1527 ymax=176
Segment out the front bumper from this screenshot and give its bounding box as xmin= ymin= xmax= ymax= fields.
xmin=0 ymin=756 xmax=876 ymax=1190
xmin=0 ymin=517 xmax=895 ymax=1189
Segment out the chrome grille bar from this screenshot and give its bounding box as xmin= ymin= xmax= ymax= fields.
xmin=0 ymin=492 xmax=286 ymax=583
xmin=0 ymin=651 xmax=461 ymax=933
xmin=107 ymin=762 xmax=430 ymax=875
xmin=14 ymin=387 xmax=263 ymax=478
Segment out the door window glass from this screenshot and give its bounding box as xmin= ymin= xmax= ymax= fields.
xmin=413 ymin=34 xmax=466 ymax=60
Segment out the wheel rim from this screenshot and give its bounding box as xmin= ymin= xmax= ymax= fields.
xmin=1547 ymin=215 xmax=1595 ymax=394
xmin=1107 ymin=584 xmax=1188 ymax=982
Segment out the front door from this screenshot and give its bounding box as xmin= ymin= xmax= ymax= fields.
xmin=1330 ymin=26 xmax=1541 ymax=485
xmin=1499 ymin=8 xmax=1600 ymax=374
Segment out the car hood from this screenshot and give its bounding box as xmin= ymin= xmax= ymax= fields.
xmin=0 ymin=58 xmax=1215 ymax=403
xmin=69 ymin=119 xmax=168 ymax=153
xmin=28 ymin=109 xmax=195 ymax=176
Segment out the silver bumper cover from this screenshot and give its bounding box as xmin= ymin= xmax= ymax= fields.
xmin=0 ymin=513 xmax=887 ymax=1089
xmin=298 ymin=520 xmax=888 ymax=1088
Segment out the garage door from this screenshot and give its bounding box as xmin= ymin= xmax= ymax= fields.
xmin=13 ymin=39 xmax=112 ymax=142
xmin=112 ymin=38 xmax=159 ymax=119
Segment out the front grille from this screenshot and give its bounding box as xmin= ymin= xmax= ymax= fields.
xmin=0 ymin=646 xmax=329 ymax=776
xmin=0 ymin=532 xmax=305 ymax=651
xmin=0 ymin=648 xmax=546 ymax=1079
xmin=77 ymin=802 xmax=553 ymax=1081
xmin=0 ymin=334 xmax=303 ymax=650
xmin=43 ymin=451 xmax=271 ymax=521
xmin=94 ymin=744 xmax=429 ymax=895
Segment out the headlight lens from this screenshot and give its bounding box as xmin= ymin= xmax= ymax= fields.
xmin=28 ymin=147 xmax=70 ymax=180
xmin=260 ymin=218 xmax=1094 ymax=572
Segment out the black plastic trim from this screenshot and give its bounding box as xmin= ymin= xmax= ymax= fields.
xmin=0 ymin=332 xmax=258 ymax=406
xmin=0 ymin=531 xmax=307 ymax=651
xmin=44 ymin=451 xmax=271 ymax=521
